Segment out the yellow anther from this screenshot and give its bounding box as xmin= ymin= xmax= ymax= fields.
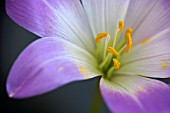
xmin=124 ymin=28 xmax=133 ymax=53
xmin=119 ymin=21 xmax=124 ymax=32
xmin=107 ymin=47 xmax=119 ymax=56
xmin=124 ymin=33 xmax=132 ymax=53
xmin=95 ymin=32 xmax=109 ymax=44
xmin=126 ymin=28 xmax=133 ymax=35
xmin=113 ymin=58 xmax=120 ymax=70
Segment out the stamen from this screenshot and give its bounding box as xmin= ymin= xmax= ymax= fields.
xmin=107 ymin=47 xmax=119 ymax=56
xmin=95 ymin=32 xmax=110 ymax=61
xmin=119 ymin=21 xmax=124 ymax=32
xmin=112 ymin=21 xmax=124 ymax=48
xmin=103 ymin=34 xmax=111 ymax=59
xmin=126 ymin=28 xmax=133 ymax=35
xmin=95 ymin=32 xmax=109 ymax=44
xmin=113 ymin=58 xmax=120 ymax=70
xmin=124 ymin=28 xmax=133 ymax=53
xmin=94 ymin=21 xmax=133 ymax=77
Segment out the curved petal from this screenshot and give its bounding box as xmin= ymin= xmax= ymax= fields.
xmin=81 ymin=0 xmax=130 ymax=38
xmin=81 ymin=0 xmax=130 ymax=57
xmin=100 ymin=75 xmax=170 ymax=113
xmin=7 ymin=37 xmax=101 ymax=98
xmin=117 ymin=29 xmax=170 ymax=78
xmin=125 ymin=0 xmax=170 ymax=45
xmin=6 ymin=0 xmax=95 ymax=53
xmin=81 ymin=0 xmax=170 ymax=45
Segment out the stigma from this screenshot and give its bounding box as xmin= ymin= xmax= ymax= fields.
xmin=94 ymin=20 xmax=133 ymax=77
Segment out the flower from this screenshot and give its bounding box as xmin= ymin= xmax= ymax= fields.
xmin=6 ymin=0 xmax=170 ymax=113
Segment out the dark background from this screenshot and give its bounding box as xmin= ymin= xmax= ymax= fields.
xmin=0 ymin=0 xmax=110 ymax=113
xmin=1 ymin=0 xmax=170 ymax=113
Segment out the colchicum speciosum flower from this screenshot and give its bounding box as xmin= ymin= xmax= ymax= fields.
xmin=6 ymin=0 xmax=170 ymax=113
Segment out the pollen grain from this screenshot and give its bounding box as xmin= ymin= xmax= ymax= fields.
xmin=140 ymin=38 xmax=151 ymax=45
xmin=78 ymin=66 xmax=90 ymax=78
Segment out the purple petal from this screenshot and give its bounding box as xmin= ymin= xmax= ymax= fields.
xmin=125 ymin=0 xmax=170 ymax=45
xmin=6 ymin=0 xmax=95 ymax=52
xmin=7 ymin=37 xmax=100 ymax=98
xmin=81 ymin=0 xmax=170 ymax=45
xmin=100 ymin=75 xmax=170 ymax=113
xmin=117 ymin=29 xmax=170 ymax=78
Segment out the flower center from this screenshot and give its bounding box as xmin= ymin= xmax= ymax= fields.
xmin=95 ymin=21 xmax=133 ymax=78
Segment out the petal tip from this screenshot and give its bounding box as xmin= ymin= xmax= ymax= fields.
xmin=6 ymin=83 xmax=17 ymax=98
xmin=8 ymin=92 xmax=15 ymax=98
